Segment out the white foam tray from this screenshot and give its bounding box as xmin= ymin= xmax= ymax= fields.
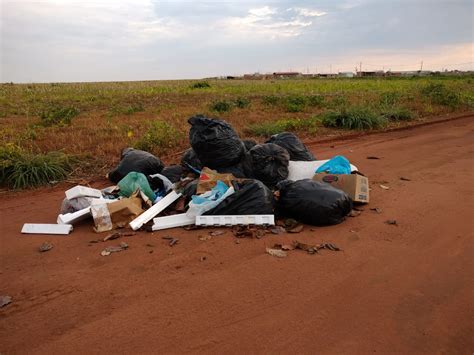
xmin=152 ymin=213 xmax=195 ymax=231
xmin=195 ymin=215 xmax=275 ymax=226
xmin=21 ymin=223 xmax=73 ymax=235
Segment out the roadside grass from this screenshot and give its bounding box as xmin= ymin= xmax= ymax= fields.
xmin=133 ymin=120 xmax=183 ymax=153
xmin=321 ymin=107 xmax=387 ymax=130
xmin=39 ymin=105 xmax=80 ymax=126
xmin=246 ymin=117 xmax=318 ymax=136
xmin=381 ymin=106 xmax=416 ymax=121
xmin=0 ymin=144 xmax=73 ymax=189
xmin=421 ymin=83 xmax=461 ymax=108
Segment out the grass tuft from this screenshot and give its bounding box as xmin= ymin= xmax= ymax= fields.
xmin=321 ymin=107 xmax=387 ymax=130
xmin=210 ymin=100 xmax=233 ymax=113
xmin=421 ymin=83 xmax=461 ymax=108
xmin=381 ymin=106 xmax=415 ymax=121
xmin=0 ymin=144 xmax=73 ymax=189
xmin=133 ymin=120 xmax=183 ymax=152
xmin=190 ymin=81 xmax=211 ymax=89
xmin=39 ymin=105 xmax=80 ymax=126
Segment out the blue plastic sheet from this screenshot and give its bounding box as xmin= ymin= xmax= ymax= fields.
xmin=315 ymin=155 xmax=352 ymax=175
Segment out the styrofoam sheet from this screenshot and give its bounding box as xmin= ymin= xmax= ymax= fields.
xmin=195 ymin=215 xmax=275 ymax=226
xmin=65 ymin=185 xmax=102 ymax=200
xmin=287 ymin=160 xmax=358 ymax=181
xmin=21 ymin=223 xmax=73 ymax=235
xmin=129 ymin=190 xmax=182 ymax=231
xmin=57 ymin=207 xmax=91 ymax=225
xmin=152 ymin=213 xmax=195 ymax=231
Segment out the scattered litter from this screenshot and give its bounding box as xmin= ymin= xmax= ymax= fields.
xmin=39 ymin=242 xmax=53 ymax=252
xmin=293 ymin=241 xmax=341 ymax=254
xmin=400 ymin=177 xmax=411 ymax=181
xmin=21 ymin=223 xmax=73 ymax=235
xmin=101 ymin=242 xmax=128 ymax=256
xmin=370 ymin=207 xmax=382 ymax=214
xmin=234 ymin=239 xmax=240 ymax=244
xmin=380 ymin=184 xmax=390 ymax=190
xmin=273 ymin=243 xmax=294 ymax=251
xmin=385 ymin=219 xmax=398 ymax=226
xmin=348 ymin=210 xmax=362 ymax=217
xmin=200 ymin=256 xmax=207 ymax=262
xmin=366 ymin=156 xmax=381 ymax=160
xmin=65 ymin=185 xmax=102 ymax=200
xmin=270 ymin=226 xmax=286 ymax=235
xmin=266 ymin=248 xmax=288 ymax=258
xmin=209 ymin=230 xmax=225 ymax=237
xmin=0 ymin=295 xmax=12 ymax=308
xmin=313 ymin=173 xmax=369 ymax=203
xmin=169 ymin=238 xmax=179 ymax=247
xmin=287 ymin=160 xmax=358 ymax=181
xmin=198 ymin=235 xmax=212 ymax=241
xmin=232 ymin=225 xmax=266 ymax=238
xmin=287 ymin=224 xmax=304 ymax=233
xmin=103 ymin=231 xmax=135 ymax=242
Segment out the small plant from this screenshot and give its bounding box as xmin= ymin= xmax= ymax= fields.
xmin=286 ymin=95 xmax=307 ymax=112
xmin=133 ymin=120 xmax=182 ymax=152
xmin=379 ymin=91 xmax=401 ymax=106
xmin=210 ymin=100 xmax=233 ymax=113
xmin=234 ymin=97 xmax=250 ymax=108
xmin=190 ymin=81 xmax=211 ymax=89
xmin=0 ymin=144 xmax=73 ymax=189
xmin=321 ymin=107 xmax=387 ymax=130
xmin=307 ymin=95 xmax=325 ymax=107
xmin=421 ymin=83 xmax=461 ymax=108
xmin=262 ymin=95 xmax=281 ymax=106
xmin=246 ymin=117 xmax=317 ymax=136
xmin=381 ymin=107 xmax=415 ymax=121
xmin=39 ymin=105 xmax=79 ymax=126
xmin=123 ymin=103 xmax=144 ymax=115
xmin=327 ymin=95 xmax=348 ymax=108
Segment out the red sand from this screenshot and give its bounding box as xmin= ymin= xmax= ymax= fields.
xmin=1 ymin=116 xmax=473 ymax=354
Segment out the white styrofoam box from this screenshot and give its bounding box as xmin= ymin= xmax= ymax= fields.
xmin=151 ymin=213 xmax=195 ymax=231
xmin=287 ymin=160 xmax=359 ymax=181
xmin=195 ymin=215 xmax=275 ymax=226
xmin=65 ymin=185 xmax=102 ymax=200
xmin=21 ymin=223 xmax=73 ymax=235
xmin=57 ymin=207 xmax=91 ymax=225
xmin=129 ymin=190 xmax=182 ymax=231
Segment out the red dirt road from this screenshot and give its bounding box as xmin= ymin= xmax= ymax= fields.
xmin=1 ymin=116 xmax=473 ymax=354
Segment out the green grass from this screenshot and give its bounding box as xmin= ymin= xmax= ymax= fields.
xmin=190 ymin=81 xmax=211 ymax=89
xmin=381 ymin=106 xmax=415 ymax=121
xmin=39 ymin=105 xmax=80 ymax=126
xmin=210 ymin=100 xmax=233 ymax=113
xmin=321 ymin=107 xmax=387 ymax=130
xmin=246 ymin=117 xmax=317 ymax=136
xmin=133 ymin=120 xmax=183 ymax=153
xmin=0 ymin=144 xmax=73 ymax=189
xmin=421 ymin=83 xmax=461 ymax=108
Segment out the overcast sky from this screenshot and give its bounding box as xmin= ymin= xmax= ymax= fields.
xmin=1 ymin=0 xmax=473 ymax=83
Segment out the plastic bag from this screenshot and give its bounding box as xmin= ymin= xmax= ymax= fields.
xmin=204 ymin=179 xmax=274 ymax=215
xmin=266 ymin=132 xmax=315 ymax=161
xmin=161 ymin=165 xmax=184 ymax=183
xmin=242 ymin=139 xmax=257 ymax=151
xmin=118 ymin=172 xmax=156 ymax=202
xmin=108 ymin=148 xmax=164 ymax=183
xmin=180 ymin=148 xmax=202 ymax=173
xmin=248 ymin=143 xmax=290 ymax=188
xmin=315 ymin=155 xmax=351 ymax=175
xmin=276 ymin=179 xmax=352 ymax=226
xmin=186 ymin=180 xmax=235 ymax=217
xmin=188 ymin=115 xmax=244 ymax=168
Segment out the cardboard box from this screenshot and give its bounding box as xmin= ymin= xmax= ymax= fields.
xmin=313 ymin=173 xmax=369 ymax=203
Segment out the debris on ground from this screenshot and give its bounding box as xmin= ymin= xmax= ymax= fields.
xmin=287 ymin=224 xmax=304 ymax=233
xmin=209 ymin=230 xmax=225 ymax=237
xmin=103 ymin=231 xmax=136 ymax=242
xmin=266 ymin=248 xmax=288 ymax=258
xmin=38 ymin=242 xmax=53 ymax=252
xmin=0 ymin=295 xmax=12 ymax=308
xmin=292 ymin=241 xmax=341 ymax=254
xmin=199 ymin=235 xmax=212 ymax=241
xmin=380 ymin=184 xmax=390 ymax=190
xmin=400 ymin=177 xmax=411 ymax=181
xmin=370 ymin=207 xmax=382 ymax=214
xmin=348 ymin=210 xmax=362 ymax=217
xmin=162 ymin=236 xmax=179 ymax=246
xmin=366 ymin=156 xmax=381 ymax=159
xmin=385 ymin=219 xmax=398 ymax=226
xmin=270 ymin=226 xmax=286 ymax=235
xmin=101 ymin=242 xmax=129 ymax=256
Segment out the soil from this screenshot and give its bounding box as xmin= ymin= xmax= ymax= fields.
xmin=1 ymin=115 xmax=473 ymax=354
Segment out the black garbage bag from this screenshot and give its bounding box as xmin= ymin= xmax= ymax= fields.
xmin=188 ymin=115 xmax=244 ymax=168
xmin=276 ymin=179 xmax=352 ymax=226
xmin=180 ymin=148 xmax=202 ymax=173
xmin=108 ymin=148 xmax=164 ymax=184
xmin=215 ymin=152 xmax=253 ymax=178
xmin=266 ymin=132 xmax=315 ymax=161
xmin=161 ymin=165 xmax=184 ymax=183
xmin=242 ymin=139 xmax=257 ymax=151
xmin=204 ymin=179 xmax=274 ymax=215
xmin=248 ymin=143 xmax=290 ymax=188
xmin=182 ymin=179 xmax=198 ymax=205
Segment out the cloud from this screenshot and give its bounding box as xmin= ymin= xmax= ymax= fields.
xmin=294 ymin=8 xmax=327 ymax=17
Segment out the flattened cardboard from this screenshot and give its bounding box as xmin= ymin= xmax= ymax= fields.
xmin=313 ymin=173 xmax=369 ymax=203
xmin=196 ymin=167 xmax=236 ymax=194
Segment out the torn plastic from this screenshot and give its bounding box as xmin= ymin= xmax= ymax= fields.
xmin=315 ymin=155 xmax=352 ymax=175
xmin=186 ymin=180 xmax=235 ymax=217
xmin=118 ymin=172 xmax=156 ymax=202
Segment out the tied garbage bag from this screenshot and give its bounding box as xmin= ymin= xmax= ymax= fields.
xmin=315 ymin=155 xmax=351 ymax=175
xmin=249 ymin=143 xmax=290 ymax=188
xmin=118 ymin=172 xmax=156 ymax=202
xmin=108 ymin=148 xmax=164 ymax=184
xmin=161 ymin=165 xmax=185 ymax=183
xmin=266 ymin=132 xmax=315 ymax=161
xmin=204 ymin=179 xmax=274 ymax=215
xmin=186 ymin=180 xmax=235 ymax=217
xmin=276 ymin=179 xmax=352 ymax=226
xmin=181 ymin=148 xmax=202 ymax=173
xmin=242 ymin=139 xmax=257 ymax=151
xmin=188 ymin=115 xmax=244 ymax=169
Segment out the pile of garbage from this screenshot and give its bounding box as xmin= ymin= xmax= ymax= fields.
xmin=21 ymin=114 xmax=370 ymax=237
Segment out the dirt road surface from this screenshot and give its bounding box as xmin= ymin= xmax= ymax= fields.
xmin=1 ymin=116 xmax=473 ymax=354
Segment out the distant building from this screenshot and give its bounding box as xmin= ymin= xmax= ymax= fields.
xmin=272 ymin=72 xmax=302 ymax=79
xmin=338 ymin=72 xmax=355 ymax=78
